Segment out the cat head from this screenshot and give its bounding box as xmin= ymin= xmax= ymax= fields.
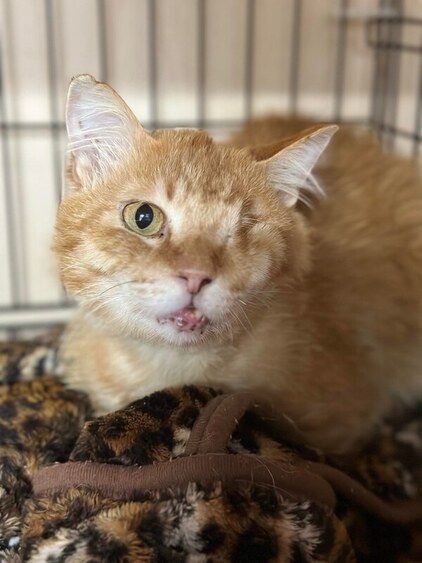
xmin=54 ymin=75 xmax=337 ymax=346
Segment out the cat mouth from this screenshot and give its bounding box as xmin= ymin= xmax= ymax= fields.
xmin=158 ymin=306 xmax=209 ymax=332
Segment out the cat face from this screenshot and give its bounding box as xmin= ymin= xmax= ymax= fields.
xmin=54 ymin=75 xmax=336 ymax=346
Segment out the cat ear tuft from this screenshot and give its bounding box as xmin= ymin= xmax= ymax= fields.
xmin=66 ymin=74 xmax=149 ymax=188
xmin=261 ymin=125 xmax=338 ymax=207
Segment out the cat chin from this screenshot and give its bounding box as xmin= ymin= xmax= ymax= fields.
xmin=81 ymin=302 xmax=228 ymax=347
xmin=153 ymin=322 xmax=211 ymax=347
xmin=126 ymin=311 xmax=234 ymax=347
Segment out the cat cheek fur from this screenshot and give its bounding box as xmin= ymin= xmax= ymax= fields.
xmin=54 ymin=177 xmax=308 ymax=344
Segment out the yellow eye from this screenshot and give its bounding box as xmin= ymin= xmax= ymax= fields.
xmin=122 ymin=202 xmax=165 ymax=237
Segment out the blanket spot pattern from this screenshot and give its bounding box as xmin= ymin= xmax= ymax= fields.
xmin=0 ymin=332 xmax=420 ymax=561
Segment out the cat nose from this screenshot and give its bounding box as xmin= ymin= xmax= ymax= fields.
xmin=177 ymin=270 xmax=213 ymax=294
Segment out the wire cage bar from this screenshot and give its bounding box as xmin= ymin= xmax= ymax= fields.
xmin=0 ymin=0 xmax=421 ymax=338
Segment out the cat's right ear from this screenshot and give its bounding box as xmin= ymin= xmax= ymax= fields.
xmin=65 ymin=74 xmax=152 ymax=190
xmin=254 ymin=125 xmax=338 ymax=208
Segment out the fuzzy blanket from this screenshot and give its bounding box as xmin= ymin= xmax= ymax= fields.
xmin=0 ymin=332 xmax=421 ymax=562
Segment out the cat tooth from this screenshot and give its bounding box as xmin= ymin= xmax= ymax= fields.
xmin=176 ymin=318 xmax=185 ymax=327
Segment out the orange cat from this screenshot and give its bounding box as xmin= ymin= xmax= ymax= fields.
xmin=55 ymin=75 xmax=422 ymax=454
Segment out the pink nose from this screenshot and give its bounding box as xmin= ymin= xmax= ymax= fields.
xmin=178 ymin=270 xmax=213 ymax=294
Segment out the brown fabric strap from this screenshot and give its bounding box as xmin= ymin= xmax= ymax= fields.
xmin=308 ymin=462 xmax=422 ymax=526
xmin=185 ymin=391 xmax=305 ymax=455
xmin=32 ymin=454 xmax=336 ymax=509
xmin=185 ymin=391 xmax=422 ymax=526
xmin=33 ymin=389 xmax=422 ymax=528
xmin=184 ymin=394 xmax=230 ymax=455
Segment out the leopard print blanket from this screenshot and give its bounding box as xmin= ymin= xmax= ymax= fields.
xmin=0 ymin=332 xmax=421 ymax=562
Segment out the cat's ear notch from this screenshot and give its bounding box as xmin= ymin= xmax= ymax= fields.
xmin=257 ymin=124 xmax=338 ymax=207
xmin=66 ymin=74 xmax=152 ymax=188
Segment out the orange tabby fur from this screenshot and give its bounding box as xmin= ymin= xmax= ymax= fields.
xmin=55 ymin=76 xmax=422 ymax=454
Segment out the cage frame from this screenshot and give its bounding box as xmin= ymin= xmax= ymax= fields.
xmin=0 ymin=0 xmax=421 ymax=336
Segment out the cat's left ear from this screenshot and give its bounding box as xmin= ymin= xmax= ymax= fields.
xmin=257 ymin=125 xmax=338 ymax=207
xmin=66 ymin=74 xmax=153 ymax=189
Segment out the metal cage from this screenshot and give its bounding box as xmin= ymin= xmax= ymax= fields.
xmin=0 ymin=0 xmax=421 ymax=338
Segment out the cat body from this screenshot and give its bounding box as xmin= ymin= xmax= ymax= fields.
xmin=56 ymin=76 xmax=422 ymax=453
